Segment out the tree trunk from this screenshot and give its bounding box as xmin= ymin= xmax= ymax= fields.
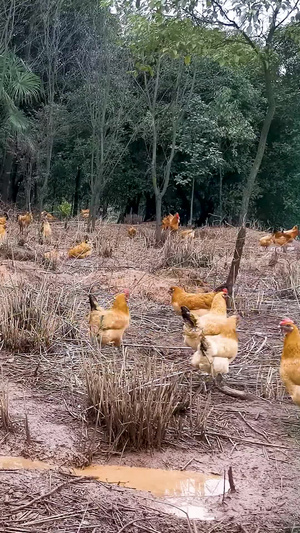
xmin=155 ymin=194 xmax=162 ymax=242
xmin=73 ymin=166 xmax=81 ymax=217
xmin=219 ymin=166 xmax=223 ymax=222
xmin=226 ymin=226 xmax=246 ymax=296
xmin=0 ymin=150 xmax=13 ymax=202
xmin=226 ymin=66 xmax=276 ymax=295
xmin=189 ymin=177 xmax=195 ymax=226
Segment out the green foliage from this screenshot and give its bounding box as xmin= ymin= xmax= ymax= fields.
xmin=0 ymin=0 xmax=299 ymax=229
xmin=58 ymin=200 xmax=72 ymax=218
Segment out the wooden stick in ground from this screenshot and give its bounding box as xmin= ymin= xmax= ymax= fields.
xmin=214 ymin=379 xmax=253 ymax=401
xmin=228 ymin=466 xmax=236 ymax=493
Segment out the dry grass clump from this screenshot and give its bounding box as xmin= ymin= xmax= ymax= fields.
xmin=159 ymin=234 xmax=214 ymax=269
xmin=0 ymin=283 xmax=79 ymax=352
xmin=256 ymin=366 xmax=286 ymax=400
xmin=0 ymin=242 xmax=41 ymax=262
xmin=85 ymin=355 xmax=188 ymax=450
xmin=0 ymin=383 xmax=11 ymax=431
xmin=274 ymin=260 xmax=300 ymax=299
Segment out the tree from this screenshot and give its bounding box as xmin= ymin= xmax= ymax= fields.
xmin=127 ymin=16 xmax=204 ymax=240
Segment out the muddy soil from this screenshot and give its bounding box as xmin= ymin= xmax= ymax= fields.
xmin=0 ymin=221 xmax=300 ymax=533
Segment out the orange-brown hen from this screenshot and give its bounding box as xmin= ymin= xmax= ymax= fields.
xmin=280 ymin=318 xmax=300 ymax=407
xmin=89 ymin=290 xmax=130 ymax=346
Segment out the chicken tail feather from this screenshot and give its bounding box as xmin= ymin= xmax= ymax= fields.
xmin=181 ymin=306 xmax=197 ymax=328
xmin=89 ymin=294 xmax=98 ymax=311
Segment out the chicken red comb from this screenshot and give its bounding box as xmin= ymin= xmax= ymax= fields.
xmin=175 ymin=213 xmax=180 ymax=219
xmin=222 ymin=288 xmax=228 ymax=294
xmin=280 ymin=318 xmax=294 ymax=325
xmin=123 ymin=289 xmax=130 ymax=297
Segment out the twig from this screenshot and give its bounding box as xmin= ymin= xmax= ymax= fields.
xmin=237 ymin=412 xmax=270 ymax=442
xmin=180 ymin=458 xmax=195 ymax=471
xmin=228 ymin=466 xmax=236 ymax=493
xmin=11 ymin=477 xmax=82 ymax=512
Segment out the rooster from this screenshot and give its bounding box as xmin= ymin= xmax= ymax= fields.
xmin=89 ymin=290 xmax=130 ymax=346
xmin=162 ymin=213 xmax=180 ymax=231
xmin=279 ymin=318 xmax=300 ymax=406
xmin=162 ymin=214 xmax=172 ymax=230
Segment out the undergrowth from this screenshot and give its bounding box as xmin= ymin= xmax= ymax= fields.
xmin=0 ymin=283 xmax=78 ymax=352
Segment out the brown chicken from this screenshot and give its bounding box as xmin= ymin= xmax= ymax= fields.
xmin=259 ymin=225 xmax=298 ymax=248
xmin=182 ymin=289 xmax=228 ymax=350
xmin=272 ymin=230 xmax=295 ymax=247
xmin=128 ymin=226 xmax=137 ymax=238
xmin=279 ymin=318 xmax=300 ymax=406
xmin=18 ymin=212 xmax=33 ymax=234
xmin=68 ymin=236 xmax=92 ymax=258
xmin=41 ymin=211 xmax=55 ymax=221
xmin=169 ymin=213 xmax=180 ymax=231
xmin=81 ymin=209 xmax=89 ymax=219
xmin=180 ymin=229 xmax=195 ymax=240
xmin=182 ymin=292 xmax=238 ymax=377
xmin=40 ymin=218 xmax=52 ymax=243
xmin=0 ymin=212 xmax=8 ymax=226
xmin=0 ymin=223 xmax=7 ymax=242
xmin=162 ymin=213 xmax=180 ymax=231
xmin=259 ymin=234 xmax=273 ymax=248
xmin=162 ymin=214 xmax=172 ymax=229
xmin=170 ymin=286 xmax=225 ymax=315
xmin=89 ymin=290 xmax=130 ymax=346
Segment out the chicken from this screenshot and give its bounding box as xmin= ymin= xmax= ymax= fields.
xmin=43 ymin=247 xmax=60 ymax=268
xmin=283 ymin=225 xmax=299 ymax=238
xmin=162 ymin=214 xmax=172 ymax=229
xmin=162 ymin=213 xmax=180 ymax=231
xmin=68 ymin=236 xmax=92 ymax=258
xmin=182 ymin=289 xmax=228 ymax=350
xmin=40 ymin=218 xmax=52 ymax=243
xmin=169 ymin=213 xmax=180 ymax=232
xmin=41 ymin=211 xmax=55 ymax=221
xmin=259 ymin=234 xmax=273 ymax=248
xmin=180 ymin=229 xmax=195 ymax=240
xmin=128 ymin=226 xmax=137 ymax=238
xmin=18 ymin=212 xmax=33 ymax=234
xmin=89 ymin=290 xmax=130 ymax=346
xmin=259 ymin=226 xmax=298 ymax=248
xmin=272 ymin=229 xmax=298 ymax=248
xmin=181 ymin=289 xmax=238 ymax=376
xmin=279 ymin=318 xmax=300 ymax=406
xmin=170 ymin=285 xmax=226 ymax=315
xmin=190 ymin=315 xmax=238 ymax=376
xmin=81 ymin=209 xmax=89 ymax=219
xmin=0 ymin=223 xmax=7 ymax=243
xmin=0 ymin=212 xmax=8 ymax=226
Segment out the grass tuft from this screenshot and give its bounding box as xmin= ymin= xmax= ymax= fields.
xmin=85 ymin=354 xmax=188 ymax=451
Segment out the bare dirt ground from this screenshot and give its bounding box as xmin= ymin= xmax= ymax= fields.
xmin=0 ymin=219 xmax=300 ymax=533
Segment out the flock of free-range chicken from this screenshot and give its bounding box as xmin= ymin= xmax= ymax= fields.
xmin=0 ymin=209 xmax=299 ymax=408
